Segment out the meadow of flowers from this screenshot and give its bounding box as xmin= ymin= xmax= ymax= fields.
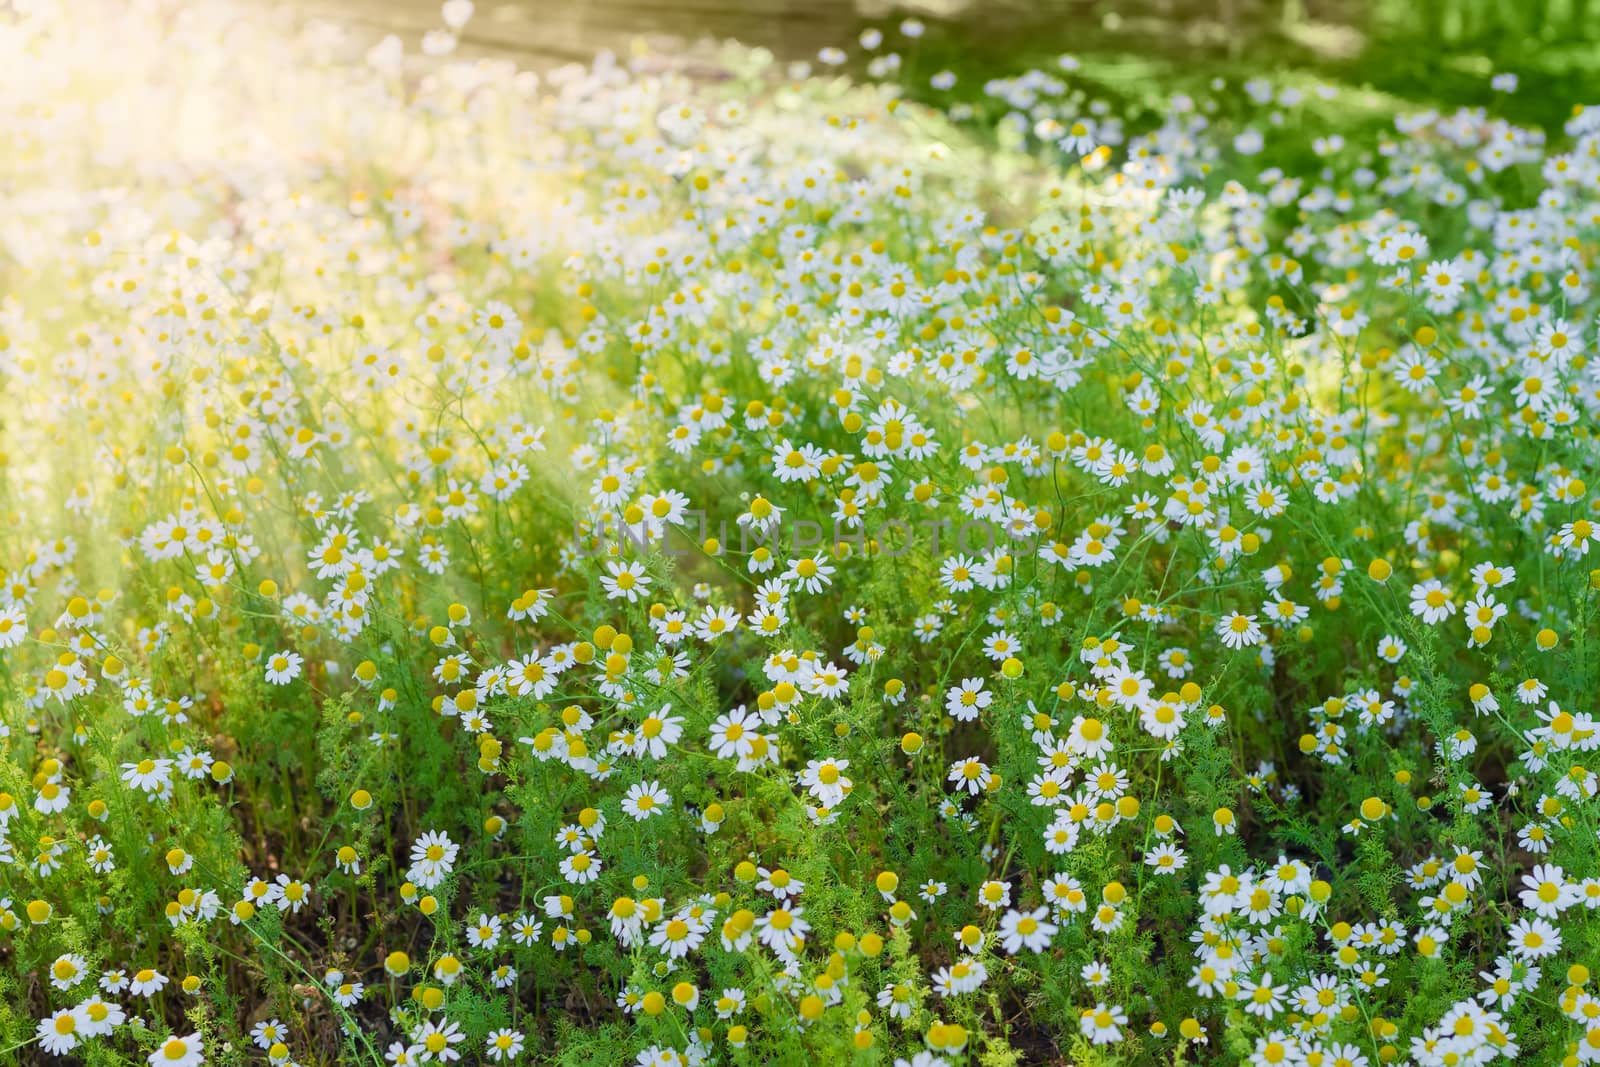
xmin=4 ymin=0 xmax=1600 ymax=1064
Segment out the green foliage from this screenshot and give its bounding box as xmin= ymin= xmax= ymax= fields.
xmin=4 ymin=1 xmax=1600 ymax=1066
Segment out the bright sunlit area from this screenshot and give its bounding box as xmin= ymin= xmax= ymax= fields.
xmin=3 ymin=0 xmax=1600 ymax=1064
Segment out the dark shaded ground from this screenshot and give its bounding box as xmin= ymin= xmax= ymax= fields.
xmin=272 ymin=0 xmax=1600 ymax=133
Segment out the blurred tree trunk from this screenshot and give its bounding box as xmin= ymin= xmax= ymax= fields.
xmin=1219 ymin=0 xmax=1240 ymax=58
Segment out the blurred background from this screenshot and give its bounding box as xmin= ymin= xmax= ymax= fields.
xmin=274 ymin=0 xmax=1598 ymax=131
